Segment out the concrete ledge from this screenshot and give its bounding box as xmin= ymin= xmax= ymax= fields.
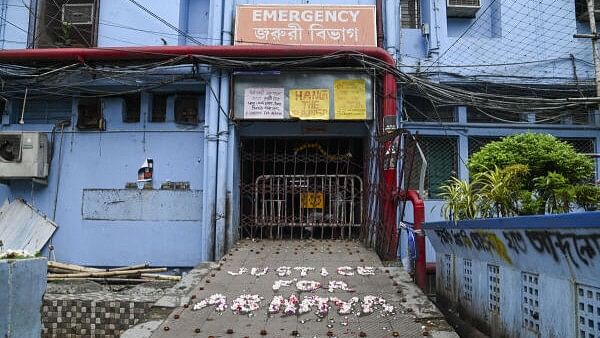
xmin=387 ymin=267 xmax=458 ymax=338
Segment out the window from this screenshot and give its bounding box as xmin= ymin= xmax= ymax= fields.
xmin=77 ymin=97 xmax=104 ymax=130
xmin=122 ymin=94 xmax=141 ymax=123
xmin=575 ymin=0 xmax=600 ymax=22
xmin=447 ymin=0 xmax=481 ymax=18
xmin=404 ymin=95 xmax=456 ymax=122
xmin=151 ymin=94 xmax=168 ymax=122
xmin=174 ymin=94 xmax=199 ymax=125
xmin=535 ymin=110 xmax=591 ymax=125
xmin=401 ymin=0 xmax=420 ymax=29
xmin=561 ymin=138 xmax=596 ymax=155
xmin=0 ymin=99 xmax=6 ymax=116
xmin=11 ymin=97 xmax=72 ymax=124
xmin=468 ymin=136 xmax=501 ymax=157
xmin=467 ymin=106 xmax=527 ymax=123
xmin=34 ymin=0 xmax=99 ymax=48
xmin=406 ymin=136 xmax=459 ymax=199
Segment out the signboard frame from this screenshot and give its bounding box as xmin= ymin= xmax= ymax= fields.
xmin=234 ymin=4 xmax=377 ymax=47
xmin=231 ymin=69 xmax=376 ymax=121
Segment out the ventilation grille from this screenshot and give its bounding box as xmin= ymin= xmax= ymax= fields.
xmin=577 ymin=284 xmax=600 ymax=338
xmin=522 ymin=272 xmax=540 ymax=333
xmin=444 ymin=254 xmax=453 ymax=291
xmin=488 ymin=264 xmax=501 ymax=314
xmin=463 ymin=259 xmax=473 ymax=303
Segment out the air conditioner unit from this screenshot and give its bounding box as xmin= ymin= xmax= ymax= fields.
xmin=447 ymin=0 xmax=481 ymax=18
xmin=62 ymin=3 xmax=94 ymax=25
xmin=0 ymin=132 xmax=49 ymax=180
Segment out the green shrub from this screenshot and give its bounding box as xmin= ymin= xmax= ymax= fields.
xmin=468 ymin=133 xmax=594 ymax=188
xmin=440 ymin=133 xmax=598 ymax=220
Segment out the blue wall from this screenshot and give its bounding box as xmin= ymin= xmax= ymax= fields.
xmin=2 ymin=94 xmax=207 ymax=267
xmin=0 ymin=0 xmax=599 ymax=268
xmin=0 ymin=0 xmax=29 ymax=49
xmin=424 ymin=213 xmax=600 ymax=337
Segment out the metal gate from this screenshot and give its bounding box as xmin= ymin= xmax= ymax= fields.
xmin=240 ymin=138 xmax=364 ymax=239
xmin=253 ymin=174 xmax=362 ymax=239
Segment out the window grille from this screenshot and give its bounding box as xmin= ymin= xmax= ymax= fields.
xmin=12 ymin=97 xmax=72 ymax=124
xmin=34 ymin=0 xmax=99 ymax=48
xmin=406 ymin=136 xmax=458 ymax=199
xmin=401 ymin=0 xmax=420 ymax=29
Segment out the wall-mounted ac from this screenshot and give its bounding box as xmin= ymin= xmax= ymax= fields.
xmin=62 ymin=3 xmax=95 ymax=25
xmin=0 ymin=132 xmax=49 ymax=180
xmin=35 ymin=0 xmax=99 ymax=48
xmin=447 ymin=0 xmax=481 ymax=18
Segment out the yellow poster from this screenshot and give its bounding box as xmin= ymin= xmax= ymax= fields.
xmin=289 ymin=89 xmax=330 ymax=120
xmin=334 ymin=79 xmax=367 ymax=120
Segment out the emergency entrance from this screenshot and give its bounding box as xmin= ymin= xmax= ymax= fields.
xmin=239 ymin=137 xmax=365 ymax=239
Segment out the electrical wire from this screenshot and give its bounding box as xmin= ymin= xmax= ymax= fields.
xmin=125 ymin=0 xmax=204 ymax=45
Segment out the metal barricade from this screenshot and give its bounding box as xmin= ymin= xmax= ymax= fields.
xmin=252 ymin=174 xmax=363 ymax=239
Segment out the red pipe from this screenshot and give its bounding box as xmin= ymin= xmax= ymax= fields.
xmin=376 ymin=0 xmax=385 ymax=47
xmin=0 ymin=44 xmax=399 ymax=264
xmin=405 ymin=189 xmax=426 ymax=291
xmin=0 ymin=45 xmax=395 ymax=64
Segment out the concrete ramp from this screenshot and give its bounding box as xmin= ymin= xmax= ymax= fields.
xmin=149 ymin=240 xmax=457 ymax=338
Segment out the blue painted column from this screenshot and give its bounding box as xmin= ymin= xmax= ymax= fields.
xmin=215 ymin=0 xmax=234 ymax=258
xmin=202 ymin=0 xmax=223 ymax=260
xmin=457 ymin=106 xmax=469 ymax=181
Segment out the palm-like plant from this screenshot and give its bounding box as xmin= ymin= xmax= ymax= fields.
xmin=439 ymin=177 xmax=478 ymax=221
xmin=475 ymin=164 xmax=528 ymax=218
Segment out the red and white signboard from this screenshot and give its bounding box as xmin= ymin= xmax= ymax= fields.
xmin=234 ymin=5 xmax=377 ymax=47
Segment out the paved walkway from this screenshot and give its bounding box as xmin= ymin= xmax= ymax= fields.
xmin=150 ymin=240 xmax=456 ymax=338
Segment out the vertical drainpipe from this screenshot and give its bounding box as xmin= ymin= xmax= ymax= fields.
xmin=214 ymin=0 xmax=233 ymax=259
xmin=203 ymin=0 xmax=223 ymax=261
xmin=224 ymin=0 xmax=237 ymax=253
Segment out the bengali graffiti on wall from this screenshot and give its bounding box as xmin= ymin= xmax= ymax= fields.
xmin=431 ymin=227 xmax=600 ymax=269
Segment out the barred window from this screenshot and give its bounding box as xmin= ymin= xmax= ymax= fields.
xmin=12 ymin=97 xmax=72 ymax=124
xmin=401 ymin=0 xmax=420 ymax=29
xmin=122 ymin=93 xmax=141 ymax=123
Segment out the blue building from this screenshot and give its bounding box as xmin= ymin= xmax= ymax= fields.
xmin=0 ymin=0 xmax=597 ymax=268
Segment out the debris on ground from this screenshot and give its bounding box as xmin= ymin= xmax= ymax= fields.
xmin=47 ymin=260 xmax=181 ymax=284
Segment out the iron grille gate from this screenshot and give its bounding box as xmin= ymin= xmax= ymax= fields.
xmin=254 ymin=174 xmax=363 ymax=239
xmin=240 ymin=138 xmax=364 ymax=239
